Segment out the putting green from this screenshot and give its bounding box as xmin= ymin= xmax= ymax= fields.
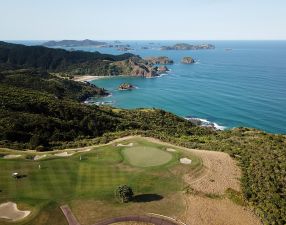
xmin=122 ymin=146 xmax=173 ymax=167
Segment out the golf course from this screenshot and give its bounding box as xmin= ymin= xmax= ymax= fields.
xmin=0 ymin=137 xmax=204 ymax=225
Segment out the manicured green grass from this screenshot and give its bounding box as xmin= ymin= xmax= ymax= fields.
xmin=122 ymin=146 xmax=172 ymax=167
xmin=0 ymin=137 xmax=202 ymax=225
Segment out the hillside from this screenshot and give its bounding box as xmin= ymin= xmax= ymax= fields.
xmin=0 ymin=41 xmax=160 ymax=77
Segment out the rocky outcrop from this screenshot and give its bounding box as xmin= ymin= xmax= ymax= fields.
xmin=118 ymin=83 xmax=135 ymax=90
xmin=156 ymin=66 xmax=169 ymax=73
xmin=144 ymin=56 xmax=174 ymax=65
xmin=112 ymin=57 xmax=159 ymax=78
xmin=181 ymin=57 xmax=195 ymax=64
xmin=161 ymin=43 xmax=215 ymax=50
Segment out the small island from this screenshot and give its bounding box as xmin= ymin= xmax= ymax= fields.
xmin=161 ymin=43 xmax=215 ymax=50
xmin=181 ymin=57 xmax=195 ymax=64
xmin=118 ymin=83 xmax=135 ymax=90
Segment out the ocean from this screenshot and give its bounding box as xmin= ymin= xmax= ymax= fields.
xmin=13 ymin=40 xmax=286 ymax=134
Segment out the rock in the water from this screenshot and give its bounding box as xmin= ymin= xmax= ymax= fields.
xmin=156 ymin=66 xmax=169 ymax=73
xmin=181 ymin=57 xmax=195 ymax=64
xmin=144 ymin=56 xmax=174 ymax=65
xmin=118 ymin=83 xmax=135 ymax=90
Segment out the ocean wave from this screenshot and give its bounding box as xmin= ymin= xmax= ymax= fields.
xmin=185 ymin=116 xmax=226 ymax=130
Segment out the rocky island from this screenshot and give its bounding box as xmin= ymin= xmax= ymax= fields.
xmin=42 ymin=39 xmax=107 ymax=47
xmin=118 ymin=83 xmax=135 ymax=90
xmin=144 ymin=56 xmax=174 ymax=65
xmin=161 ymin=43 xmax=215 ymax=50
xmin=181 ymin=57 xmax=195 ymax=64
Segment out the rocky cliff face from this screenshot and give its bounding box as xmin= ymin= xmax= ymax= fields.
xmin=144 ymin=56 xmax=174 ymax=65
xmin=111 ymin=57 xmax=159 ymax=78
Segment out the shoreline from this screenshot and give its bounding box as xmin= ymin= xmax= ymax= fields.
xmin=72 ymin=75 xmax=109 ymax=82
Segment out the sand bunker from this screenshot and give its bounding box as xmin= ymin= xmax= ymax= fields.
xmin=0 ymin=202 xmax=30 ymax=221
xmin=34 ymin=154 xmax=47 ymax=160
xmin=166 ymin=148 xmax=177 ymax=152
xmin=180 ymin=158 xmax=192 ymax=164
xmin=117 ymin=143 xmax=134 ymax=147
xmin=54 ymin=152 xmax=74 ymax=157
xmin=3 ymin=155 xmax=22 ymax=159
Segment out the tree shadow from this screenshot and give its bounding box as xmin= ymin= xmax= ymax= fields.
xmin=132 ymin=194 xmax=163 ymax=203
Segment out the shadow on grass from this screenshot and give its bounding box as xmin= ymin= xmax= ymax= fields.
xmin=132 ymin=194 xmax=163 ymax=203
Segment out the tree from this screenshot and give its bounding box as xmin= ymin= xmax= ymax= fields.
xmin=115 ymin=185 xmax=134 ymax=203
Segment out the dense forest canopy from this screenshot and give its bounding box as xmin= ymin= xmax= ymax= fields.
xmin=0 ymin=41 xmax=134 ymax=74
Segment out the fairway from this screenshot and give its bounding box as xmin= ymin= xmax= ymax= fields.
xmin=122 ymin=146 xmax=172 ymax=167
xmin=0 ymin=137 xmax=202 ymax=225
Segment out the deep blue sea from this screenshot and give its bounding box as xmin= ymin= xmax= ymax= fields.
xmin=13 ymin=40 xmax=286 ymax=134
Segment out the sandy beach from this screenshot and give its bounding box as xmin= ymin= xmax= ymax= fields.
xmin=72 ymin=75 xmax=107 ymax=82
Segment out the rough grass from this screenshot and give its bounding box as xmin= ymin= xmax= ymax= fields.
xmin=0 ymin=137 xmax=202 ymax=225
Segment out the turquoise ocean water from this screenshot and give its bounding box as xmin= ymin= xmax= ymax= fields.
xmin=14 ymin=41 xmax=286 ymax=133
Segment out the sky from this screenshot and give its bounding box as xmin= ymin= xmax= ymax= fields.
xmin=1 ymin=0 xmax=286 ymax=40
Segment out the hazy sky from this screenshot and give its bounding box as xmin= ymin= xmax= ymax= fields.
xmin=1 ymin=0 xmax=286 ymax=40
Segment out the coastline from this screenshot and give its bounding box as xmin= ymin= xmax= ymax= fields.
xmin=72 ymin=75 xmax=108 ymax=82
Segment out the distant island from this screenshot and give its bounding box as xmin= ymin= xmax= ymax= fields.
xmin=161 ymin=43 xmax=215 ymax=50
xmin=42 ymin=39 xmax=107 ymax=47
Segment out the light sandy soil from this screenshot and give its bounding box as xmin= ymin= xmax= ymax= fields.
xmin=3 ymin=154 xmax=22 ymax=159
xmin=0 ymin=202 xmax=30 ymax=221
xmin=117 ymin=143 xmax=134 ymax=147
xmin=72 ymin=75 xmax=106 ymax=82
xmin=166 ymin=148 xmax=177 ymax=152
xmin=179 ymin=158 xmax=192 ymax=165
xmin=34 ymin=154 xmax=47 ymax=160
xmin=181 ymin=196 xmax=261 ymax=225
xmin=54 ymin=152 xmax=74 ymax=157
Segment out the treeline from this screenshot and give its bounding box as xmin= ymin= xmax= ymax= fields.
xmin=0 ymin=41 xmax=134 ymax=75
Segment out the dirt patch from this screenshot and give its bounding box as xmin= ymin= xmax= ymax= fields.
xmin=0 ymin=202 xmax=30 ymax=221
xmin=3 ymin=154 xmax=22 ymax=159
xmin=181 ymin=195 xmax=262 ymax=225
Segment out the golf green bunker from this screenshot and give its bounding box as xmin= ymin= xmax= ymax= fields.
xmin=122 ymin=146 xmax=173 ymax=167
